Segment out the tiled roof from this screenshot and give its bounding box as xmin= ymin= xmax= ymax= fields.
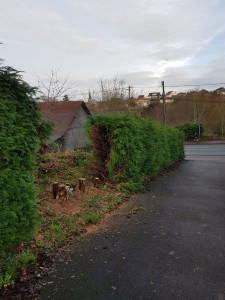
xmin=136 ymin=98 xmax=150 ymax=101
xmin=38 ymin=101 xmax=91 ymax=141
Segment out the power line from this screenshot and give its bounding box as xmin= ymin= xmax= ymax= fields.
xmin=165 ymin=83 xmax=225 ymax=88
xmin=132 ymin=86 xmax=161 ymax=89
xmin=73 ymin=82 xmax=225 ymax=100
xmin=129 ymin=83 xmax=225 ymax=89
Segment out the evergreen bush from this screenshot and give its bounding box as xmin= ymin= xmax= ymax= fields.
xmin=88 ymin=114 xmax=184 ymax=191
xmin=176 ymin=122 xmax=204 ymax=140
xmin=0 ymin=66 xmax=52 ymax=255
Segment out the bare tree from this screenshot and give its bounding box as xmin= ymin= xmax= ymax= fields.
xmin=85 ymin=76 xmax=136 ymax=114
xmin=98 ymin=76 xmax=128 ymax=101
xmin=37 ymin=68 xmax=77 ymax=102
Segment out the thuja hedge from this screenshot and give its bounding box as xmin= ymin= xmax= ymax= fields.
xmin=176 ymin=122 xmax=204 ymax=140
xmin=88 ymin=114 xmax=184 ymax=191
xmin=0 ymin=67 xmax=52 ymax=254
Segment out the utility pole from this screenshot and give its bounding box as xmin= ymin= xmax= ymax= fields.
xmin=127 ymin=85 xmax=131 ymax=99
xmin=161 ymin=81 xmax=166 ymax=125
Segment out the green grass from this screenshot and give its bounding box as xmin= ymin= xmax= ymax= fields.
xmin=84 ymin=213 xmax=100 ymax=224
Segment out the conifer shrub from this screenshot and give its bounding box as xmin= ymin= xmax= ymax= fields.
xmin=0 ymin=67 xmax=53 ymax=255
xmin=88 ymin=114 xmax=184 ymax=191
xmin=176 ymin=122 xmax=204 ymax=140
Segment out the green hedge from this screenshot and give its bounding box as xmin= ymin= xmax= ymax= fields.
xmin=0 ymin=67 xmax=52 ymax=255
xmin=88 ymin=114 xmax=184 ymax=191
xmin=176 ymin=122 xmax=204 ymax=140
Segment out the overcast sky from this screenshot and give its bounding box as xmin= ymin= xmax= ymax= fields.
xmin=1 ymin=0 xmax=225 ymax=97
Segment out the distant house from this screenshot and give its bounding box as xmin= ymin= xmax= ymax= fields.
xmin=136 ymin=92 xmax=162 ymax=106
xmin=148 ymin=92 xmax=160 ymax=103
xmin=135 ymin=97 xmax=151 ymax=107
xmin=38 ymin=101 xmax=91 ymax=151
xmin=165 ymin=91 xmax=176 ymax=98
xmin=214 ymin=87 xmax=225 ymax=95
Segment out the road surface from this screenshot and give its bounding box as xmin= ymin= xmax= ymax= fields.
xmin=41 ymin=144 xmax=225 ymax=300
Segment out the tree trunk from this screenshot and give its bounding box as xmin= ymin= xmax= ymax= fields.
xmin=79 ymin=178 xmax=86 ymax=192
xmin=58 ymin=184 xmax=67 ymax=199
xmin=52 ymin=182 xmax=59 ymax=199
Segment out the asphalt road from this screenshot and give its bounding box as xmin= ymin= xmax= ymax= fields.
xmin=185 ymin=144 xmax=225 ymax=161
xmin=41 ymin=145 xmax=225 ymax=300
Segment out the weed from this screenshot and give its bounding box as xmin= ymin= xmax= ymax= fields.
xmin=50 ymin=224 xmax=63 ymax=233
xmin=70 ymin=225 xmax=81 ymax=235
xmin=85 ymin=197 xmax=98 ymax=208
xmin=0 ymin=250 xmax=36 ymax=288
xmin=17 ymin=250 xmax=36 ymax=268
xmin=49 ymin=209 xmax=56 ymax=217
xmin=110 ymin=198 xmax=123 ymax=207
xmin=64 ymin=149 xmax=71 ymax=158
xmin=102 ymin=184 xmax=109 ymax=191
xmin=101 ymin=206 xmax=109 ymax=213
xmin=84 ymin=213 xmax=99 ymax=224
xmin=37 ymin=241 xmax=45 ymax=248
xmin=0 ymin=272 xmax=14 ymax=288
xmin=41 ymin=177 xmax=50 ymax=185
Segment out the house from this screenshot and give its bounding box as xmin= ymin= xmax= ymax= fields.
xmin=135 ymin=97 xmax=151 ymax=107
xmin=38 ymin=101 xmax=91 ymax=151
xmin=136 ymin=92 xmax=161 ymax=106
xmin=165 ymin=91 xmax=176 ymax=98
xmin=214 ymin=87 xmax=225 ymax=95
xmin=148 ymin=92 xmax=160 ymax=103
xmin=148 ymin=93 xmax=160 ymax=100
xmin=162 ymin=91 xmax=176 ymax=103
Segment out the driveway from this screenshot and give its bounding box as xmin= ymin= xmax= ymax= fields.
xmin=41 ymin=145 xmax=225 ymax=300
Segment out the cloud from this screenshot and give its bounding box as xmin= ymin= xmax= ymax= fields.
xmin=0 ymin=0 xmax=100 ymax=54
xmin=63 ymin=0 xmax=225 ymax=79
xmin=1 ymin=0 xmax=225 ymax=93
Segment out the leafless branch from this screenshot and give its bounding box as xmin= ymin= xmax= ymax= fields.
xmin=37 ymin=68 xmax=77 ymax=102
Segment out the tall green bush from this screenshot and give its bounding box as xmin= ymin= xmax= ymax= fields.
xmin=0 ymin=67 xmax=52 ymax=254
xmin=176 ymin=122 xmax=204 ymax=140
xmin=88 ymin=114 xmax=184 ymax=191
